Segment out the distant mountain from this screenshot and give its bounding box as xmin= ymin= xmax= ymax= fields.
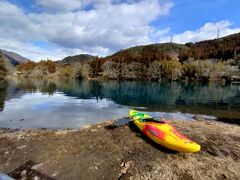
xmin=14 ymin=32 xmax=240 ymax=82
xmin=0 ymin=49 xmax=30 ymax=71
xmin=180 ymin=32 xmax=240 ymax=61
xmin=91 ymin=32 xmax=240 ymax=67
xmin=0 ymin=53 xmax=8 ymax=79
xmin=86 ymin=32 xmax=240 ymax=80
xmin=108 ymin=43 xmax=187 ymax=62
xmin=0 ymin=49 xmax=29 ymax=64
xmin=58 ymin=54 xmax=95 ymax=65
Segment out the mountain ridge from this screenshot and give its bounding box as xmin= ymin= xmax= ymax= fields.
xmin=57 ymin=54 xmax=95 ymax=65
xmin=105 ymin=32 xmax=240 ymax=63
xmin=0 ymin=49 xmax=30 ymax=71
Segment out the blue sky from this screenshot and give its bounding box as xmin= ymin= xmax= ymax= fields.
xmin=153 ymin=0 xmax=240 ymax=33
xmin=152 ymin=0 xmax=240 ymax=33
xmin=0 ymin=0 xmax=240 ymax=60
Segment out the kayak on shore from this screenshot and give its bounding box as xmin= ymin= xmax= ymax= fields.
xmin=129 ymin=110 xmax=201 ymax=153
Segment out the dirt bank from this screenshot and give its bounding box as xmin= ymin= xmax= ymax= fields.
xmin=0 ymin=120 xmax=240 ymax=180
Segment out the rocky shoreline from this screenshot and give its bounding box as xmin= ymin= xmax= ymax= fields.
xmin=0 ymin=119 xmax=240 ymax=179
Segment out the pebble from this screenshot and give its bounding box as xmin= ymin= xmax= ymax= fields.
xmin=31 ymin=163 xmax=43 ymax=170
xmin=21 ymin=170 xmax=27 ymax=177
xmin=52 ymin=172 xmax=59 ymax=177
xmin=82 ymin=124 xmax=92 ymax=129
xmin=90 ymin=129 xmax=97 ymax=132
xmin=120 ymin=161 xmax=134 ymax=174
xmin=17 ymin=135 xmax=24 ymax=140
xmin=17 ymin=145 xmax=27 ymax=150
xmin=55 ymin=131 xmax=68 ymax=135
xmin=33 ymin=176 xmax=40 ymax=180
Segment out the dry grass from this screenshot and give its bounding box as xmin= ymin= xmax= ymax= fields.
xmin=0 ymin=120 xmax=239 ymax=179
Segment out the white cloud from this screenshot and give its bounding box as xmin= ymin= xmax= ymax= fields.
xmin=160 ymin=20 xmax=240 ymax=43
xmin=0 ymin=0 xmax=173 ymax=60
xmin=36 ymin=0 xmax=83 ymax=12
xmin=150 ymin=27 xmax=170 ymax=40
xmin=1 ymin=1 xmax=240 ymax=61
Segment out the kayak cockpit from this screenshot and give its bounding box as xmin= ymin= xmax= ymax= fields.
xmin=138 ymin=118 xmax=166 ymax=124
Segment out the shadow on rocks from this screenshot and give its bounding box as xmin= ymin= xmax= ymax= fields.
xmin=8 ymin=160 xmax=55 ymax=180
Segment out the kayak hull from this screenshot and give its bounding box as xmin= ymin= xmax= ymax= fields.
xmin=130 ymin=110 xmax=201 ymax=153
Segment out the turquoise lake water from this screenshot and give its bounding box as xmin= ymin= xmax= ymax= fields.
xmin=0 ymin=79 xmax=239 ymax=129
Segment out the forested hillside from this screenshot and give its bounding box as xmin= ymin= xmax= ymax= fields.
xmin=0 ymin=49 xmax=29 ymax=65
xmin=180 ymin=33 xmax=240 ymax=61
xmin=88 ymin=32 xmax=240 ymax=81
xmin=57 ymin=54 xmax=95 ymax=65
xmin=16 ymin=32 xmax=240 ymax=82
xmin=0 ymin=49 xmax=29 ymax=73
xmin=0 ymin=52 xmax=8 ymax=80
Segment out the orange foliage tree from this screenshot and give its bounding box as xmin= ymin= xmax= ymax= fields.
xmin=17 ymin=60 xmax=56 ymax=73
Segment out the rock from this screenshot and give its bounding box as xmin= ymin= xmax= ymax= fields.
xmin=51 ymin=172 xmax=58 ymax=177
xmin=31 ymin=163 xmax=43 ymax=170
xmin=55 ymin=131 xmax=68 ymax=135
xmin=194 ymin=115 xmax=205 ymax=121
xmin=120 ymin=160 xmax=134 ymax=174
xmin=33 ymin=176 xmax=40 ymax=180
xmin=17 ymin=134 xmax=25 ymax=140
xmin=21 ymin=170 xmax=27 ymax=177
xmin=82 ymin=124 xmax=92 ymax=129
xmin=90 ymin=129 xmax=97 ymax=132
xmin=195 ymin=114 xmax=217 ymax=121
xmin=17 ymin=145 xmax=27 ymax=150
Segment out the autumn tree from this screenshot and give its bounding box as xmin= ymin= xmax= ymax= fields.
xmin=0 ymin=54 xmax=7 ymax=79
xmin=46 ymin=60 xmax=56 ymax=73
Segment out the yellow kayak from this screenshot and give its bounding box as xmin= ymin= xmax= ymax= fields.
xmin=129 ymin=110 xmax=201 ymax=153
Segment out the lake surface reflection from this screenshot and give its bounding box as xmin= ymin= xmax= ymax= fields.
xmin=0 ymin=79 xmax=239 ymax=128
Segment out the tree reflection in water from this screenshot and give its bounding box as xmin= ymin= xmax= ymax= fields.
xmin=0 ymin=78 xmax=240 ymax=120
